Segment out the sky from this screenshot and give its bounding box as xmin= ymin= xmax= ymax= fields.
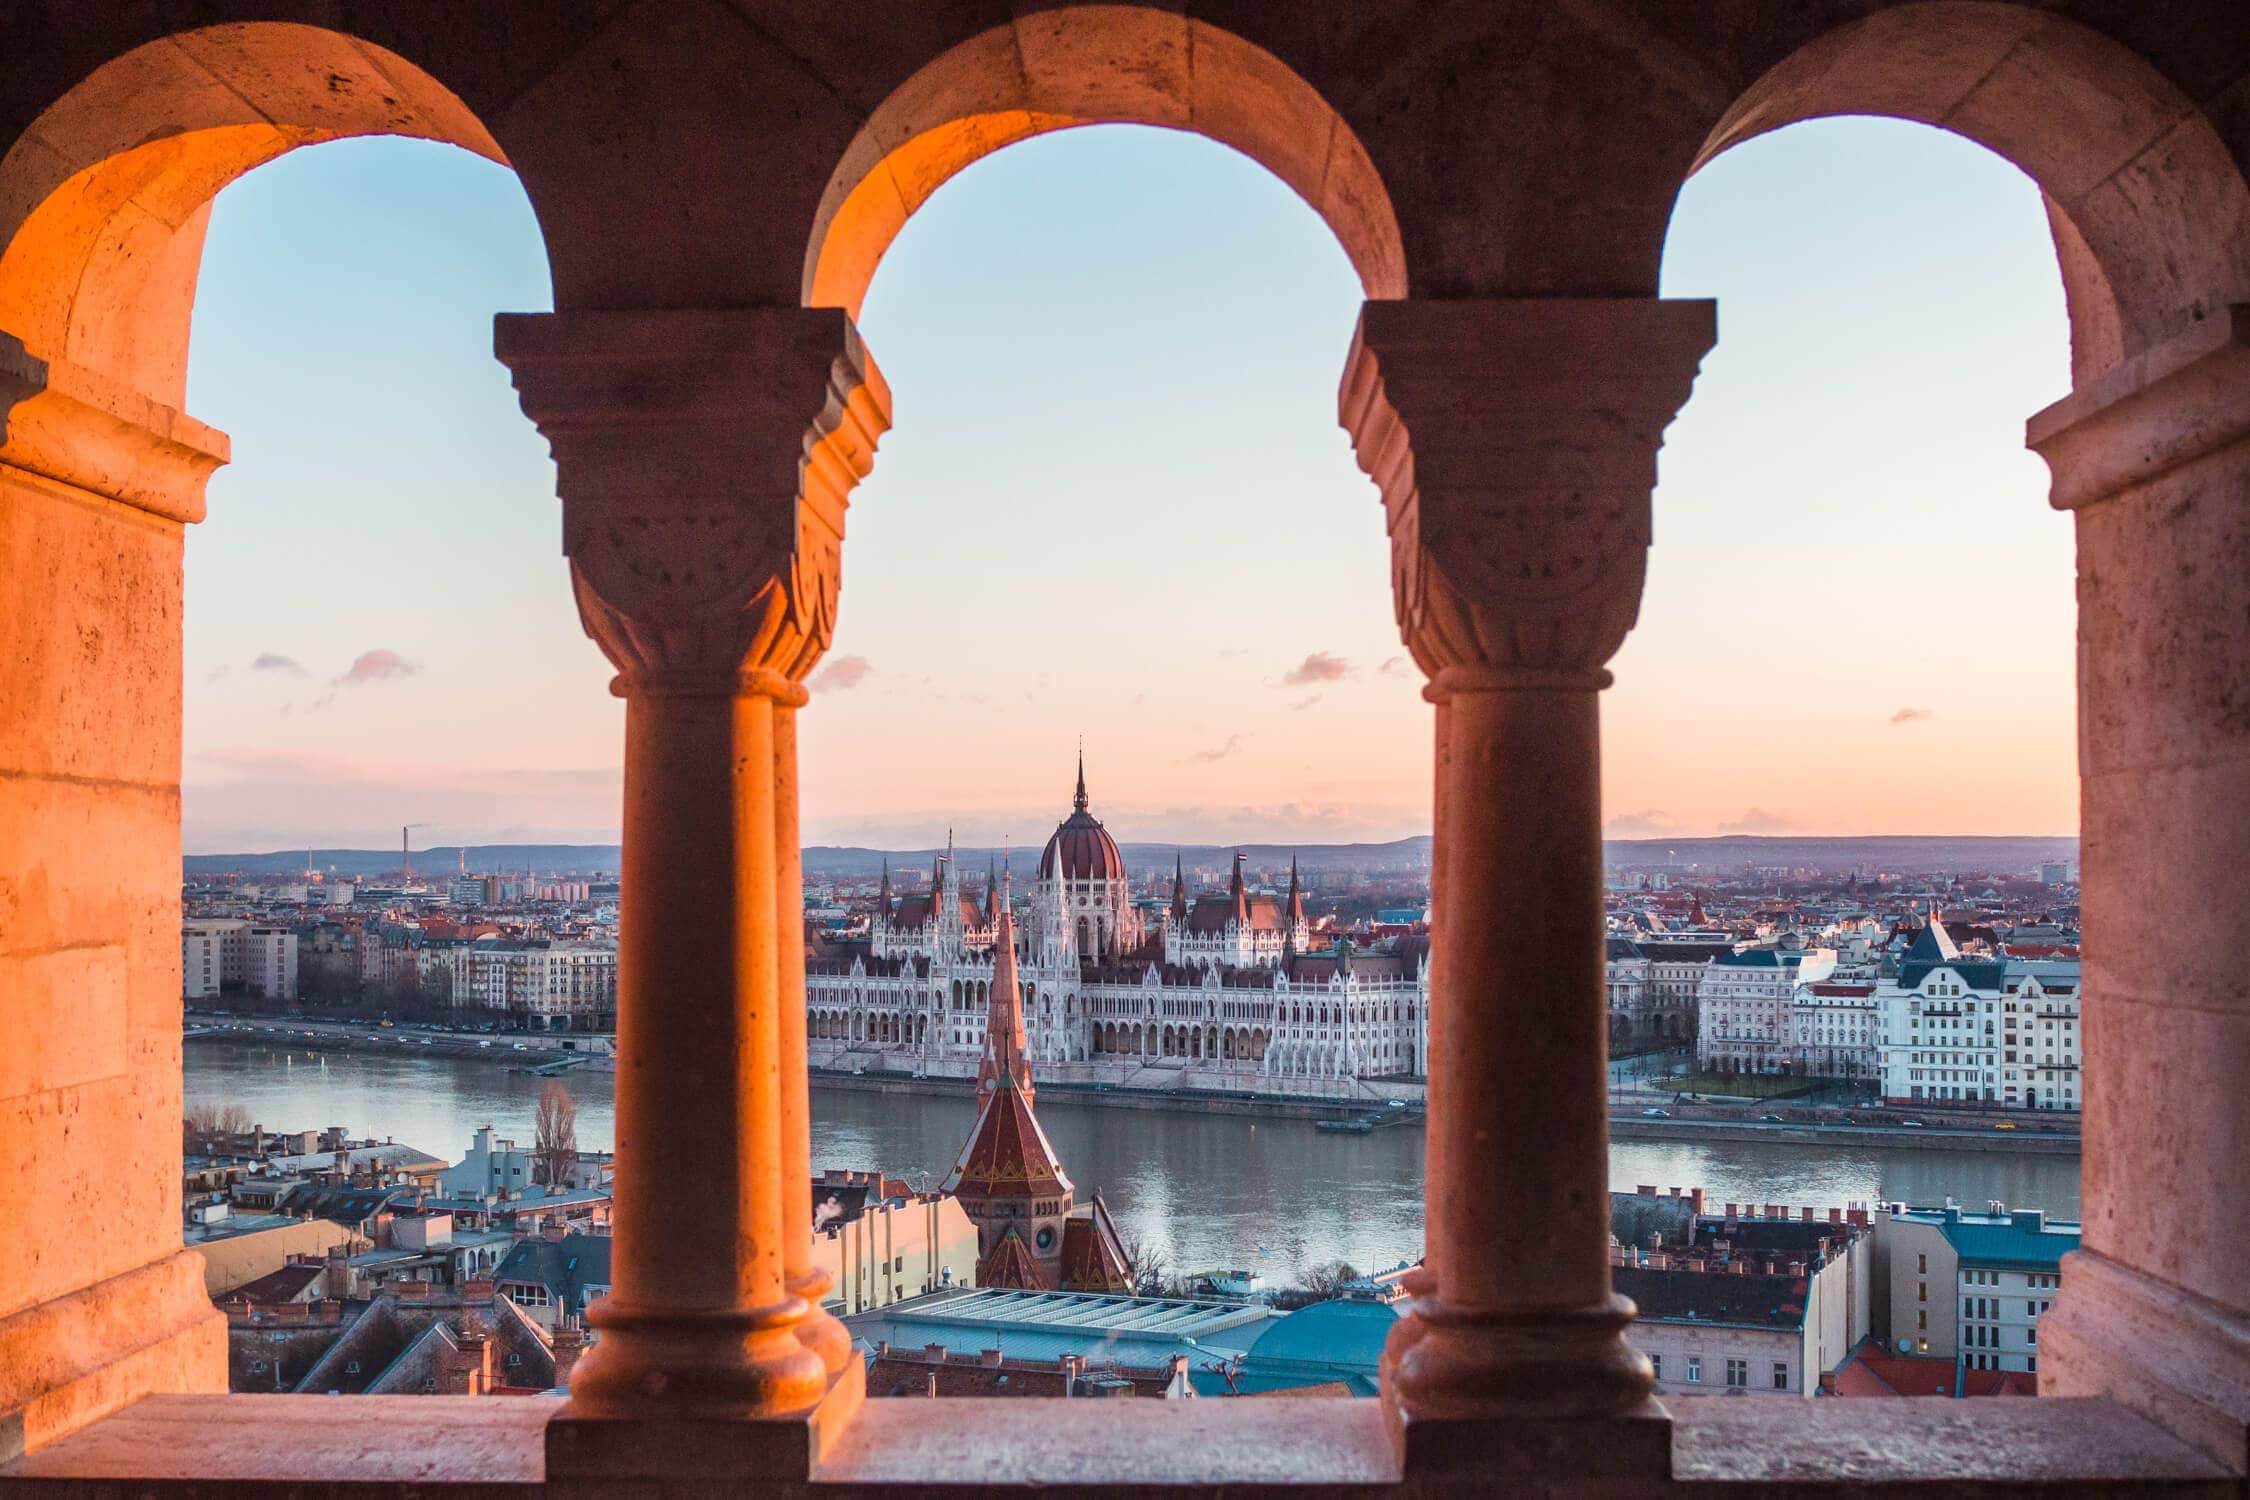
xmin=179 ymin=118 xmax=2076 ymax=855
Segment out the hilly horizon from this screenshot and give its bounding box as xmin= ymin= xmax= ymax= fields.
xmin=185 ymin=832 xmax=2078 ymax=881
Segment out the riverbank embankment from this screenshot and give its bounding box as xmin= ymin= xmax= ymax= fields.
xmin=186 ymin=1026 xmax=2082 ymax=1155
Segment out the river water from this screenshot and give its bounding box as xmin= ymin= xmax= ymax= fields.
xmin=185 ymin=1043 xmax=2081 ymax=1282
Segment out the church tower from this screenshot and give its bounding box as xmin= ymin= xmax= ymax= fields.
xmin=941 ymin=868 xmax=1131 ymax=1293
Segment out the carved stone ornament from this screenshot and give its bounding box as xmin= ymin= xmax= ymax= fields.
xmin=495 ymin=308 xmax=892 ymax=697
xmin=1339 ymin=298 xmax=1716 ymax=687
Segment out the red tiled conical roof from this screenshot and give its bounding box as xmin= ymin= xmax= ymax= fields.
xmin=941 ymin=1079 xmax=1072 ymax=1201
xmin=977 ymin=1224 xmax=1047 ymax=1290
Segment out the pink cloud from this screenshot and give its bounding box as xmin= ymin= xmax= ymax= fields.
xmin=339 ymin=649 xmax=419 ymax=685
xmin=1282 ymin=652 xmax=1352 ymax=686
xmin=810 ymin=655 xmax=873 ymax=694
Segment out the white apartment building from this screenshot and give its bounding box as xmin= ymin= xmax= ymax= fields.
xmin=1875 ymin=920 xmax=2081 ymax=1111
xmin=181 ymin=919 xmax=298 ymax=1000
xmin=451 ymin=943 xmax=617 ymax=1030
xmin=1788 ymin=980 xmax=1879 ymax=1082
xmin=183 ymin=924 xmax=224 ymax=1000
xmin=1696 ymin=946 xmax=1836 ymax=1074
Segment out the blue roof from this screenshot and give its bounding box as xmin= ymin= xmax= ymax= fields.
xmin=846 ymin=1288 xmax=1277 ymax=1370
xmin=1898 ymin=959 xmax=2008 ymax=991
xmin=1239 ymin=1298 xmax=1399 ymax=1385
xmin=1897 ymin=1208 xmax=2080 ymax=1271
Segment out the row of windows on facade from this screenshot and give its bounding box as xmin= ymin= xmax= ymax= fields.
xmin=1650 ymin=1354 xmax=1789 ymax=1390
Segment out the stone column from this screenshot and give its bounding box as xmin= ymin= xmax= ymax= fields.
xmin=0 ymin=338 xmax=230 ymax=1454
xmin=496 ymin=308 xmax=889 ymax=1481
xmin=773 ymin=700 xmax=852 ymax=1378
xmin=1339 ymin=298 xmax=1713 ymax=1477
xmin=2027 ymin=306 xmax=2250 ymax=1470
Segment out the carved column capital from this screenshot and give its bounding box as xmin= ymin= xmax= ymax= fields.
xmin=495 ymin=308 xmax=891 ymax=699
xmin=1339 ymin=298 xmax=1715 ymax=689
xmin=0 ymin=332 xmax=229 ymax=524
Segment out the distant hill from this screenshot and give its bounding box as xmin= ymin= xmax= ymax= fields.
xmin=187 ymin=833 xmax=2075 ymax=881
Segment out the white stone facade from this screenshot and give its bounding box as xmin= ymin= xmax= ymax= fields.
xmin=182 ymin=918 xmax=298 ymax=1000
xmin=1788 ymin=981 xmax=1879 ymax=1081
xmin=1877 ymin=956 xmax=2081 ymax=1112
xmin=807 ymin=788 xmax=1429 ymax=1098
xmin=451 ymin=943 xmax=617 ymax=1030
xmin=1695 ymin=948 xmax=1835 ymax=1074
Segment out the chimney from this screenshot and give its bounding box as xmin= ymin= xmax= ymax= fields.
xmin=551 ymin=1320 xmax=588 ymax=1386
xmin=1789 ymin=1262 xmax=1807 ymax=1278
xmin=1829 ymin=1207 xmax=1843 ymax=1224
xmin=1636 ymin=1185 xmax=1657 ymax=1197
xmin=1691 ymin=1188 xmax=1706 ymax=1216
xmin=876 ymin=1340 xmax=891 ymax=1357
xmin=1801 ymin=1207 xmax=1815 ymax=1221
xmin=1725 ymin=1203 xmax=1739 ymax=1222
xmin=926 ymin=1368 xmax=939 ymax=1398
xmin=924 ymin=1343 xmax=948 ymax=1363
xmin=441 ymin=1319 xmax=491 ymax=1395
xmin=542 ymin=1221 xmax=567 ymax=1244
xmin=462 ymin=1278 xmax=496 ymax=1300
xmin=980 ymin=1348 xmax=1004 ymax=1368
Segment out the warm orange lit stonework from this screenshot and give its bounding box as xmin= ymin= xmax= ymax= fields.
xmin=3 ymin=3 xmax=2249 ymax=1494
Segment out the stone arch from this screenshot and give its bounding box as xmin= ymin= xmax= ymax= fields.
xmin=0 ymin=22 xmax=524 ymax=430
xmin=1685 ymin=3 xmax=2250 ymax=381
xmin=801 ymin=6 xmax=1406 ymax=322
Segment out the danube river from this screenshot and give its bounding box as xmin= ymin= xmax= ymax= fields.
xmin=186 ymin=1043 xmax=2081 ymax=1282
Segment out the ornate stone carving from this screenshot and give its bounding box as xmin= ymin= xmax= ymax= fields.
xmin=494 ymin=308 xmax=891 ymax=697
xmin=1339 ymin=298 xmax=1716 ymax=686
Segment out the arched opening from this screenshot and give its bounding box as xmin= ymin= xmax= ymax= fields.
xmin=1688 ymin=3 xmax=2250 ymax=384
xmin=803 ymin=5 xmax=1404 ymax=315
xmin=0 ymin=22 xmax=545 ymax=1441
xmin=0 ymin=24 xmax=513 ymax=417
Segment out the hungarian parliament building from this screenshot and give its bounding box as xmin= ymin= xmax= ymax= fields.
xmin=804 ymin=763 xmax=1429 ymax=1100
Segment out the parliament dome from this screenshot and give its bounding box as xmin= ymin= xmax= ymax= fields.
xmin=1038 ymin=756 xmax=1128 ymax=884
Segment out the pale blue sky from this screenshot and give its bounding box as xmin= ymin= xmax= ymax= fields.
xmin=181 ymin=118 xmax=2073 ymax=854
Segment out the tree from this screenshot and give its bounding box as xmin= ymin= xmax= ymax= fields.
xmin=1121 ymin=1231 xmax=1171 ymax=1298
xmin=1296 ymin=1259 xmax=1361 ymax=1300
xmin=532 ymin=1080 xmax=578 ymax=1188
xmin=184 ymin=1101 xmax=252 ymax=1142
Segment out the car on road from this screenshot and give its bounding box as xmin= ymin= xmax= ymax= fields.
xmin=477 ymin=1040 xmax=492 ymax=1048
xmin=1757 ymin=1113 xmax=1783 ymax=1123
xmin=1386 ymin=1099 xmax=1408 ymax=1109
xmin=1900 ymin=1119 xmax=1927 ymax=1127
xmin=512 ymin=1043 xmax=528 ymax=1051
xmin=1994 ymin=1121 xmax=2017 ymax=1130
xmin=1837 ymin=1115 xmax=1856 ymax=1124
xmin=1640 ymin=1107 xmax=1669 ymax=1118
